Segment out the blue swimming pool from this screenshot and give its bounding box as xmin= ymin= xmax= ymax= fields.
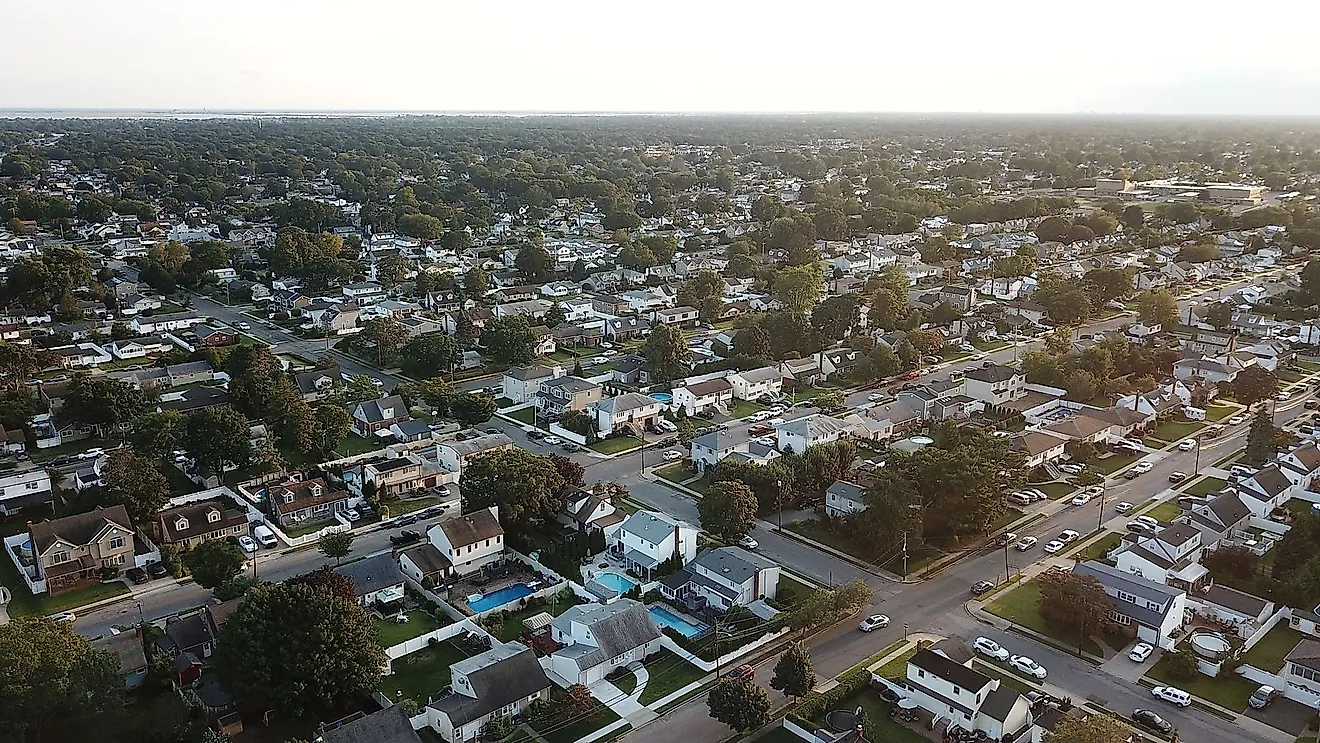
xmin=468 ymin=583 xmax=533 ymax=613
xmin=649 ymin=392 xmax=673 ymax=403
xmin=592 ymin=571 xmax=637 ymax=594
xmin=649 ymin=606 xmax=708 ymax=638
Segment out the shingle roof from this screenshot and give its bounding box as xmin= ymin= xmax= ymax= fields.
xmin=400 ymin=543 xmax=451 ymax=575
xmin=29 ymin=505 xmax=132 ymax=554
xmin=964 ymin=364 xmax=1020 ymax=383
xmin=689 ymin=547 xmax=775 ymax=586
xmin=355 ymin=395 xmax=408 ymax=423
xmin=908 ymin=648 xmax=989 ymax=693
xmin=551 ymin=599 xmax=661 ymax=670
xmin=827 ymin=480 xmax=866 ymax=505
xmin=430 ymin=643 xmax=551 ymax=727
xmin=437 ymin=509 xmax=504 ymax=548
xmin=320 ymin=705 xmax=422 ymax=743
xmin=334 ymin=553 xmax=403 ymax=598
xmin=1286 ymin=639 xmax=1320 ymax=673
xmin=1201 ymin=584 xmax=1269 ymax=618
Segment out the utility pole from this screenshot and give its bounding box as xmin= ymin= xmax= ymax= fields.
xmin=901 ymin=531 xmax=909 ymax=580
xmin=1193 ymin=439 xmax=1201 ymax=475
xmin=776 ymin=479 xmax=784 ymax=529
xmin=1097 ymin=478 xmax=1108 ymax=532
xmin=1003 ymin=540 xmax=1011 ymax=583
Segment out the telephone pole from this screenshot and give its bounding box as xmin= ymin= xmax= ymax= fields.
xmin=1003 ymin=540 xmax=1011 ymax=583
xmin=902 ymin=531 xmax=909 ymax=580
xmin=1097 ymin=478 xmax=1108 ymax=532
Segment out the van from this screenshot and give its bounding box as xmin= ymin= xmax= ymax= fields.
xmin=252 ymin=524 xmax=278 ymax=548
xmin=1007 ymin=492 xmax=1033 ymax=506
xmin=1184 ymin=406 xmax=1206 ymax=421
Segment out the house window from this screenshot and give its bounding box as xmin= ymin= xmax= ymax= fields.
xmin=207 ymin=511 xmax=220 ymax=523
xmin=1293 ymin=664 xmax=1320 ymax=684
xmin=25 ymin=481 xmax=39 ymax=490
xmin=52 ymin=551 xmax=69 ymax=565
xmin=175 ymin=517 xmax=189 ymax=532
xmin=109 ymin=536 xmax=125 ymax=550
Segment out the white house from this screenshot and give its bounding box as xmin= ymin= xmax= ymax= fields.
xmin=546 ymin=599 xmax=662 ymax=684
xmin=425 ymin=641 xmax=551 ymax=743
xmin=961 ymin=364 xmax=1026 ymax=407
xmin=1073 ymin=561 xmax=1187 ymax=650
xmin=892 ymin=641 xmax=1033 ymax=741
xmin=825 ymin=480 xmax=867 ymax=519
xmin=1009 ymin=431 xmax=1068 ymax=469
xmin=671 ymin=378 xmax=733 ymax=416
xmin=727 ymin=367 xmax=783 ymax=401
xmin=659 ymin=547 xmax=779 ymax=611
xmin=435 ymin=434 xmax=516 ymax=478
xmin=129 ymin=312 xmax=205 ymax=335
xmin=776 ymin=414 xmax=850 ymax=454
xmin=1112 ymin=523 xmax=1209 ymax=591
xmin=425 ymin=508 xmax=505 ymax=577
xmin=609 ymin=510 xmax=698 ymax=578
xmin=502 ymin=365 xmax=560 ymax=405
xmin=0 ymin=464 xmax=53 ymax=517
xmin=559 ymin=488 xmax=626 ymax=535
xmin=1235 ymin=464 xmax=1296 ymax=518
xmin=592 ymin=392 xmax=663 ymax=435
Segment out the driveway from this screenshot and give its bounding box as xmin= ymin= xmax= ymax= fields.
xmin=1099 ymin=641 xmax=1157 ymax=682
xmin=1242 ymin=696 xmax=1315 ymax=736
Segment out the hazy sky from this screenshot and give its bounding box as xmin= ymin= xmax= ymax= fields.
xmin=6 ymin=0 xmax=1320 ymax=114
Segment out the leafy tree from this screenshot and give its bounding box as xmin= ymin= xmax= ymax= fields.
xmin=811 ymin=294 xmax=860 ymax=343
xmin=1201 ymin=545 xmax=1259 ymax=581
xmin=461 ymin=448 xmax=566 ymax=528
xmin=1163 ymin=646 xmax=1201 ymax=681
xmin=130 ymin=409 xmax=185 ymax=459
xmin=62 ymin=376 xmax=149 ymax=436
xmin=1177 ymin=243 xmax=1221 ymax=263
xmin=217 ymin=583 xmax=387 ymax=717
xmin=481 ymin=315 xmax=537 ymax=365
xmin=0 ymin=341 xmax=58 ymax=388
xmin=563 ymin=683 xmax=596 ymax=718
xmin=618 ymin=242 xmax=658 ymax=270
xmin=342 ymin=374 xmax=380 ymax=404
xmin=375 ymin=254 xmax=411 ymax=286
xmin=317 ymin=531 xmax=355 ymax=566
xmin=1119 ymin=205 xmax=1145 ymax=232
xmin=769 ymin=641 xmax=816 ymax=700
xmin=752 ymin=195 xmax=784 ymax=223
xmin=1243 ymin=407 xmax=1277 ymax=466
xmin=549 ymin=454 xmax=585 ymax=489
xmin=1038 ymin=571 xmax=1113 ymax=654
xmin=0 ymin=617 xmax=121 ymax=743
xmin=100 ymin=451 xmax=171 ymax=526
xmin=1081 ymin=268 xmax=1133 ymax=306
xmin=184 ymin=404 xmax=253 ymax=474
xmin=397 ymin=213 xmax=444 ymax=240
xmin=788 ymin=580 xmax=874 ymax=631
xmin=359 ymin=317 xmax=409 ymax=367
xmin=515 ymin=244 xmax=553 ymax=282
xmin=1137 ymin=289 xmax=1179 ymax=327
xmin=464 ymin=265 xmax=489 ymax=297
xmin=450 ymin=393 xmax=497 ymax=426
xmin=707 ymin=677 xmax=772 ymax=732
xmin=773 ymin=264 xmax=823 ymax=315
xmin=1232 ymin=366 xmax=1278 ymax=409
xmin=543 ymin=301 xmax=567 ymax=328
xmin=698 ymin=481 xmax=759 ymax=540
xmin=400 ymin=332 xmax=461 ymax=378
xmin=1205 ymin=301 xmax=1233 ymax=330
xmin=185 ymin=539 xmax=247 ymax=589
xmin=641 ymin=324 xmax=691 ymax=383
xmin=1044 ymin=713 xmax=1131 ymax=743
xmin=311 ymin=404 xmax=353 ymax=456
xmin=1278 ymin=555 xmax=1320 ymax=609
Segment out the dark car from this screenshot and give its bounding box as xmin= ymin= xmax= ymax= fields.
xmin=483 ymin=427 xmax=502 ymax=434
xmin=970 ymin=580 xmax=995 ymax=595
xmin=561 ymin=442 xmax=582 ymax=452
xmin=389 ymin=514 xmax=418 ymax=527
xmin=1131 ymin=709 xmax=1172 ymax=734
xmin=145 ymin=561 xmax=169 ymax=579
xmin=390 ymin=529 xmax=422 ymax=546
xmin=526 ymin=430 xmax=545 ymax=440
xmin=125 ymin=567 xmax=149 ymax=584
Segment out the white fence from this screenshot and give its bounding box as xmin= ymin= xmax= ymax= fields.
xmin=1243 ymin=608 xmax=1291 ymax=652
xmin=659 ymin=627 xmax=790 ymax=672
xmin=783 ymin=716 xmax=834 ymax=743
xmin=3 ymin=533 xmax=45 ymax=594
xmin=549 ymin=423 xmax=589 ymax=446
xmin=1239 ymin=664 xmax=1320 ymax=707
xmin=383 ymin=617 xmax=492 ymax=662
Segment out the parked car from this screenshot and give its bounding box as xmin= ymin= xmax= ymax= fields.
xmin=737 ymin=534 xmax=759 ymax=550
xmin=125 ymin=567 xmax=149 ymax=584
xmin=998 ymin=532 xmax=1018 ymax=546
xmin=728 ymin=664 xmax=755 ymax=681
xmin=1023 ymin=489 xmax=1047 ymax=501
xmin=344 ymin=509 xmax=361 ymax=522
xmin=1168 ymin=471 xmax=1187 ymax=483
xmin=1150 ymin=686 xmax=1192 ymax=707
xmin=542 ymin=436 xmax=562 ymax=446
xmin=526 ymin=429 xmax=546 ymax=440
xmin=1127 ymin=521 xmax=1156 ymax=535
xmin=237 ymin=535 xmax=258 ymax=553
xmin=145 ymin=562 xmax=169 ymax=579
xmin=1070 ymin=492 xmax=1094 ymax=506
xmin=1134 ymin=515 xmax=1159 ymax=531
xmin=389 ymin=514 xmax=418 ymax=527
xmin=1009 ymin=655 xmax=1047 ymax=679
xmin=973 ymin=637 xmax=1010 ymax=661
xmin=1114 ymin=501 xmax=1134 ymax=513
xmin=1229 ymin=414 xmax=1246 ymax=425
xmin=1306 ymin=400 xmax=1319 ymax=410
xmin=49 ymin=611 xmax=77 ymax=623
xmin=1132 ymin=709 xmax=1173 ymax=734
xmin=436 ymin=485 xmax=452 ymax=497
xmin=1014 ymin=536 xmax=1038 ymax=551
xmin=1178 ymin=439 xmax=1197 ymax=451
xmin=970 ymin=580 xmax=995 ymax=595
xmin=859 ymin=614 xmax=891 ymax=632
xmin=562 ymin=442 xmax=582 ymax=452
xmin=1128 ymin=642 xmax=1154 ymax=662
xmin=662 ymin=450 xmax=684 ymax=462
xmin=390 ymin=530 xmax=422 ymax=546
xmin=1057 ymin=530 xmax=1080 ymax=544
xmin=1058 ymin=463 xmax=1085 ymax=475
xmin=1248 ymin=684 xmax=1280 ymax=710
xmin=1007 ymin=492 xmax=1033 ymax=506
xmin=1042 ymin=540 xmax=1065 ymax=554
xmin=237 ymin=322 xmax=252 ymax=331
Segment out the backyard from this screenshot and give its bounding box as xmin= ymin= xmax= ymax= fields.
xmin=984 ymin=579 xmax=1104 ymax=657
xmin=809 ymin=687 xmax=927 ymax=743
xmin=1242 ymin=624 xmax=1305 ymax=673
xmin=490 ymin=593 xmax=583 ymax=642
xmin=638 ymin=650 xmax=707 ymax=705
xmin=373 ymin=610 xmax=443 ymax=648
xmin=377 ymin=639 xmax=473 ymax=706
xmin=336 ymin=434 xmax=383 ymax=457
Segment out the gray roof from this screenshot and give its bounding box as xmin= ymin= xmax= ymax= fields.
xmin=429 ymin=643 xmax=551 ymax=728
xmin=965 ymin=364 xmax=1020 ymax=383
xmin=541 ymin=376 xmax=601 ymax=395
xmin=391 ymin=419 xmax=433 ymax=438
xmin=400 ymin=543 xmax=451 ymax=575
xmin=778 ymin=414 xmax=850 ymax=439
xmin=321 ymin=705 xmax=422 ymax=743
xmin=444 ymin=433 xmax=514 ymax=457
xmin=1073 ymin=561 xmax=1179 ymax=628
xmin=334 ymin=553 xmax=403 ymax=598
xmin=1201 ymin=584 xmax=1269 ymax=618
xmin=826 ymin=480 xmax=866 ymax=505
xmin=689 ymin=547 xmax=776 ymax=587
xmin=550 ymin=599 xmax=661 ymax=670
xmin=1286 ymin=639 xmax=1320 ymax=673
xmin=355 ymin=395 xmax=408 ymax=423
xmin=92 ymin=631 xmax=148 ymax=674
xmin=505 ymin=365 xmax=555 ymax=382
xmin=979 ymin=685 xmax=1023 ymax=722
xmin=596 ymin=392 xmax=659 ymax=415
xmin=908 ymin=648 xmax=990 ymax=695
xmin=620 ymin=510 xmax=689 ymax=546
xmin=1200 ymin=492 xmax=1251 ymax=529
xmin=732 ymin=366 xmax=780 ymax=384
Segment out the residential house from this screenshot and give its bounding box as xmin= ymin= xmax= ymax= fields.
xmin=547 ymin=599 xmax=663 ymax=684
xmin=605 ymin=316 xmax=651 ymax=341
xmin=130 ymin=312 xmax=205 ymax=335
xmin=426 ymin=642 xmax=551 ymax=743
xmin=362 ymin=454 xmax=444 ymax=499
xmin=502 ymin=365 xmax=560 ymax=405
xmin=398 ymin=542 xmax=454 ymax=587
xmin=93 ymin=631 xmax=149 ymax=689
xmin=864 ymin=399 xmax=922 ymax=438
xmin=1113 ymin=523 xmax=1209 ymax=591
xmin=323 ymin=706 xmax=423 ymax=743
xmin=592 ymin=392 xmax=663 ymax=435
xmin=962 ymin=364 xmax=1027 ymax=408
xmin=53 ymin=343 xmax=112 ymax=369
xmin=937 ymin=284 xmax=978 ymax=312
xmin=426 ymin=507 xmax=504 ymax=577
xmin=157 ymin=385 xmax=231 ymax=413
xmin=660 ymin=546 xmax=780 ymax=611
xmin=609 ymin=355 xmax=651 ymax=386
xmin=1010 ymin=431 xmax=1068 ymax=469
xmin=1194 ymin=585 xmax=1274 ymax=637
xmin=268 ymin=477 xmax=351 ymax=528
xmin=351 ymin=395 xmax=411 ymax=437
xmin=1040 ymin=414 xmax=1112 ymax=445
xmin=651 ymin=305 xmax=700 ymax=328
xmin=342 ymin=282 xmax=386 ymax=306
xmin=610 ymin=510 xmax=698 ymax=578
xmin=825 ymin=480 xmax=868 ymax=518
xmin=776 ymin=414 xmax=850 ymax=454
xmin=778 ymin=356 xmax=835 ymax=387
xmin=389 ymin=420 xmax=435 ymax=443
xmin=28 ymin=505 xmax=136 ymax=595
xmin=1072 ymin=561 xmax=1187 ymax=650
xmin=1185 ymin=491 xmax=1253 ymax=549
xmin=689 ymin=432 xmax=781 ymax=471
xmin=1279 ymin=640 xmax=1320 ymax=708
xmin=294 ymin=369 xmax=341 ymax=402
xmin=154 ymin=500 xmax=249 ymax=548
xmin=536 ymin=376 xmax=602 ymax=416
xmin=435 ymin=434 xmax=516 ymax=478
xmin=892 ymin=640 xmax=1032 ymax=742
xmin=108 ymin=334 xmax=173 ymax=360
xmin=1075 ymin=405 xmax=1150 ymax=440
xmin=0 ymin=463 xmax=53 ymax=516
xmin=185 ymin=324 xmax=236 ymax=349
xmin=334 ymin=552 xmax=406 ymax=607
xmin=1236 ymin=464 xmax=1296 ymax=518
xmin=1174 ymin=357 xmax=1241 ymax=385
xmin=317 ymin=303 xmax=360 ymax=333
xmin=728 ymin=367 xmax=783 ymax=401
xmin=560 ymin=488 xmax=626 ymax=535
xmin=671 ymin=378 xmax=733 ymax=417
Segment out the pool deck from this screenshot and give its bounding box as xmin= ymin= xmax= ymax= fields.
xmin=455 ymin=572 xmax=540 ymax=615
xmin=647 ymin=603 xmax=710 ymax=638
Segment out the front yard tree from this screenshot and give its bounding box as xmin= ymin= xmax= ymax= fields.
xmin=400 ymin=333 xmax=462 ymax=378
xmin=311 ymin=404 xmax=353 ymax=456
xmin=1243 ymin=407 xmax=1275 ymax=465
xmin=1136 ymin=289 xmax=1180 ymax=327
xmin=698 ymin=481 xmax=759 ymax=540
xmin=318 ymin=530 xmax=355 ymax=566
xmin=218 ymin=583 xmax=387 ymax=718
xmin=1205 ymin=301 xmax=1233 ymax=330
xmin=0 ymin=617 xmax=121 ymax=742
xmin=186 ymin=538 xmax=247 ymax=589
xmin=481 ymin=315 xmax=537 ymax=365
xmin=769 ymin=641 xmax=816 ymax=700
xmin=359 ymin=317 xmax=409 ymax=367
xmin=342 ymin=374 xmax=380 ymax=403
xmin=461 ymin=448 xmax=566 ymax=528
xmin=1232 ymin=365 xmax=1279 ymax=409
xmin=707 ymin=677 xmax=772 ymax=732
xmin=130 ymin=409 xmax=185 ymax=459
xmin=185 ymin=404 xmax=252 ymax=474
xmin=1037 ymin=570 xmax=1113 ymax=655
xmin=450 ymin=393 xmax=497 ymax=426
xmin=642 ymin=324 xmax=692 ymax=383
xmin=100 ymin=450 xmax=171 ymax=526
xmin=1044 ymin=712 xmax=1130 ymax=743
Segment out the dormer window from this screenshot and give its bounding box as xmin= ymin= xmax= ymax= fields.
xmin=283 ymin=493 xmax=294 ymax=504
xmin=175 ymin=517 xmax=189 ymax=532
xmin=206 ymin=510 xmax=220 ymax=523
xmin=309 ymin=483 xmax=322 ymax=497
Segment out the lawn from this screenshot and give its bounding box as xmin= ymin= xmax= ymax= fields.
xmin=1280 ymin=368 xmax=1307 ymax=383
xmin=1150 ymin=420 xmax=1206 ymax=443
xmin=530 ymin=690 xmax=623 ymax=743
xmin=1141 ymin=501 xmax=1183 ymax=523
xmin=783 ymin=519 xmax=875 ymax=565
xmin=637 ymin=650 xmax=707 ymax=705
xmin=492 ymin=594 xmax=582 ymax=642
xmin=1079 ymin=532 xmax=1124 ymax=562
xmin=654 ymin=463 xmax=692 ymax=484
xmin=1205 ymin=404 xmax=1240 ymax=422
xmin=973 ymin=661 xmax=1038 ymax=693
xmin=30 ymin=437 xmax=113 ymax=463
xmin=378 ymin=640 xmax=473 ymax=706
xmin=984 ymin=579 xmax=1104 ymax=657
xmin=503 ymin=407 xmax=537 ymax=425
xmin=1145 ymin=652 xmax=1258 ymax=710
xmin=612 ymin=669 xmax=638 ymax=696
xmin=373 ymin=610 xmax=442 ymax=648
xmin=976 ymin=340 xmax=1011 ymax=352
xmin=336 ymin=434 xmax=382 ymax=457
xmin=810 ymin=688 xmax=927 ymax=743
xmin=874 ymin=641 xmax=928 ymax=679
xmin=777 ymin=574 xmax=816 ymax=608
xmin=589 ymin=436 xmax=643 ymax=455
xmin=1091 ymin=452 xmax=1142 ymax=475
xmin=1184 ymin=476 xmax=1228 ymax=497
xmin=784 ymin=385 xmax=841 ymax=404
xmin=383 ymin=496 xmax=444 ymax=518
xmin=991 ymin=507 xmax=1026 ymax=531
xmin=729 ymin=400 xmax=769 ymax=419
xmin=1040 ymin=482 xmax=1079 ymax=500
xmin=1243 ymin=624 xmax=1305 ymax=673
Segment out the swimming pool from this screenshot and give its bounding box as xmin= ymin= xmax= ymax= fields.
xmin=468 ymin=583 xmax=534 ymax=613
xmin=592 ymin=571 xmax=637 ymax=594
xmin=649 ymin=606 xmax=708 ymax=638
xmin=649 ymin=393 xmax=673 ymax=403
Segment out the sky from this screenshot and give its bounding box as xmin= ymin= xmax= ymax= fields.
xmin=5 ymin=0 xmax=1320 ymax=115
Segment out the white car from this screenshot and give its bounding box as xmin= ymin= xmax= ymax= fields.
xmin=1014 ymin=536 xmax=1038 ymax=551
xmin=1042 ymin=540 xmax=1066 ymax=554
xmin=77 ymin=447 xmax=106 ymax=460
xmin=1058 ymin=463 xmax=1085 ymax=475
xmin=1070 ymin=492 xmax=1093 ymax=506
xmin=754 ymin=436 xmax=777 ymax=447
xmin=591 ymin=357 xmax=608 ymax=366
xmin=1229 ymin=415 xmax=1246 ymax=425
xmin=1009 ymin=655 xmax=1047 ymax=679
xmin=1178 ymin=439 xmax=1197 ymax=452
xmin=1129 ymin=642 xmax=1155 ymax=662
xmin=867 ymin=393 xmax=885 ymax=402
xmin=1058 ymin=529 xmax=1081 ymax=544
xmin=344 ymin=509 xmax=361 ymax=522
xmin=237 ymin=535 xmax=258 ymax=553
xmin=859 ymin=614 xmax=890 ymax=632
xmin=737 ymin=534 xmax=759 ymax=550
xmin=1150 ymin=686 xmax=1192 ymax=707
xmin=49 ymin=611 xmax=77 ymax=623
xmin=1134 ymin=515 xmax=1160 ymax=530
xmin=662 ymin=450 xmax=683 ymax=462
xmin=542 ymin=435 xmax=562 ymax=445
xmin=1278 ymin=390 xmax=1292 ymax=401
xmin=973 ymin=636 xmax=1010 ymax=661
xmin=1023 ymin=489 xmax=1047 ymax=501
xmin=237 ymin=321 xmax=252 ymax=331
xmin=1131 ymin=461 xmax=1154 ymax=474
xmin=1114 ymin=501 xmax=1135 ymax=513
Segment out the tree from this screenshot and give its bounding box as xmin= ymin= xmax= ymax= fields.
xmin=1205 ymin=301 xmax=1233 ymax=330
xmin=0 ymin=617 xmax=121 ymax=743
xmin=1037 ymin=571 xmax=1113 ymax=654
xmin=62 ymin=376 xmax=148 ymax=436
xmin=1201 ymin=545 xmax=1259 ymax=580
xmin=318 ymin=531 xmax=355 ymax=566
xmin=464 ymin=265 xmax=489 ymax=297
xmin=342 ymin=374 xmax=380 ymax=403
xmin=1044 ymin=713 xmax=1131 ymax=743
xmin=811 ymin=294 xmax=860 ymax=343
xmin=773 ymin=264 xmax=823 ymax=315
xmin=481 ymin=315 xmax=537 ymax=365
xmin=359 ymin=317 xmax=409 ymax=367
xmin=698 ymin=481 xmax=759 ymax=540
xmin=788 ymin=580 xmax=873 ymax=631
xmin=769 ymin=641 xmax=816 ymax=700
xmin=641 ymin=324 xmax=691 ymax=383
xmin=311 ymin=404 xmax=353 ymax=456
xmin=184 ymin=405 xmax=253 ymax=475
xmin=0 ymin=341 xmax=58 ymax=389
xmin=1232 ymin=366 xmax=1278 ymax=409
xmin=100 ymin=451 xmax=171 ymax=526
xmin=185 ymin=539 xmax=247 ymax=590
xmin=515 ymin=244 xmax=553 ymax=282
xmin=549 ymin=453 xmax=585 ymax=488
xmin=563 ymin=682 xmax=596 ymax=718
xmin=400 ymin=333 xmax=461 ymax=378
xmin=461 ymin=448 xmax=566 ymax=528
xmin=1163 ymin=646 xmax=1201 ymax=681
xmin=287 ymin=565 xmax=357 ymax=602
xmin=1119 ymin=205 xmax=1145 ymax=232
xmin=450 ymin=393 xmax=497 ymax=426
xmin=751 ymin=195 xmax=783 ymax=223
xmin=706 ymin=678 xmax=772 ymax=733
xmin=397 ymin=213 xmax=444 ymax=240
xmin=1243 ymin=407 xmax=1276 ymax=466
xmin=217 ymin=583 xmax=387 ymax=717
xmin=130 ymin=409 xmax=185 ymax=460
xmin=375 ymin=254 xmax=411 ymax=286
xmin=1137 ymin=289 xmax=1179 ymax=327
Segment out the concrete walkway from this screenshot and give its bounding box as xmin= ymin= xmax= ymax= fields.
xmin=628 ymin=661 xmax=650 ymax=701
xmin=588 ymin=675 xmax=655 ymax=724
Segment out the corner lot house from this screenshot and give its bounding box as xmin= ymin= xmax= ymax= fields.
xmin=825 ymin=480 xmax=867 ymax=518
xmin=0 ymin=463 xmax=53 ymax=516
xmin=27 ymin=505 xmax=135 ymax=595
xmin=425 ymin=507 xmax=504 ymax=577
xmin=547 ymin=599 xmax=663 ymax=684
xmin=592 ymin=392 xmax=664 ymax=435
xmin=268 ymin=477 xmax=351 ymax=528
xmin=776 ymin=414 xmax=850 ymax=454
xmin=610 ymin=510 xmax=697 ymax=578
xmin=502 ymin=365 xmax=557 ymax=405
xmin=1073 ymin=560 xmax=1186 ymax=650
xmin=889 ymin=640 xmax=1032 ymax=741
xmin=351 ymin=395 xmax=411 ymax=438
xmin=660 ymin=547 xmax=779 ymax=611
xmin=425 ymin=641 xmax=551 ymax=743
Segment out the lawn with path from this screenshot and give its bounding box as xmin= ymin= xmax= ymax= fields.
xmin=637 ymin=650 xmax=707 ymax=705
xmin=1091 ymin=452 xmax=1142 ymax=475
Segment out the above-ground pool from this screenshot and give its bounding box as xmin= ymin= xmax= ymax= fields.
xmin=592 ymin=571 xmax=637 ymax=595
xmin=649 ymin=392 xmax=673 ymax=403
xmin=649 ymin=606 xmax=708 ymax=638
xmin=469 ymin=583 xmax=533 ymax=613
xmin=1190 ymin=630 xmax=1231 ymax=659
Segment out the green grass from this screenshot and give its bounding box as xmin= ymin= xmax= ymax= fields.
xmin=1150 ymin=420 xmax=1206 ymax=443
xmin=531 ymin=691 xmax=622 ymax=743
xmin=777 ymin=574 xmax=815 ymax=608
xmin=1079 ymin=532 xmax=1124 ymax=562
xmin=492 ymin=594 xmax=582 ymax=642
xmin=1279 ymin=368 xmax=1306 ymax=383
xmin=784 ymin=385 xmax=841 ymax=403
xmin=1181 ymin=476 xmax=1228 ymax=497
xmin=1040 ymin=482 xmax=1079 ymax=500
xmin=1145 ymin=653 xmax=1258 ymax=710
xmin=1091 ymin=452 xmax=1143 ymax=475
xmin=809 ymin=688 xmax=927 ymax=743
xmin=783 ymin=519 xmax=876 ymax=564
xmin=1243 ymin=624 xmax=1305 ymax=673
xmin=729 ymin=400 xmax=768 ymax=419
xmin=976 ymin=340 xmax=1011 ymax=352
xmin=984 ymin=580 xmax=1104 ymax=657
xmin=383 ymin=496 xmax=443 ymax=518
xmin=973 ymin=661 xmax=1038 ymax=693
xmin=1205 ymin=404 xmax=1240 ymax=422
xmin=30 ymin=437 xmax=114 ymax=463
xmin=378 ymin=640 xmax=473 ymax=706
xmin=503 ymin=407 xmax=537 ymax=425
xmin=638 ymin=650 xmax=707 ymax=705
xmin=589 ymin=436 xmax=643 ymax=455
xmin=1287 ymin=499 xmax=1317 ymax=520
xmin=1141 ymin=501 xmax=1183 ymax=523
xmin=336 ymin=434 xmax=381 ymax=457
xmin=873 ymin=641 xmax=927 ymax=679
xmin=373 ymin=610 xmax=442 ymax=647
xmin=654 ymin=463 xmax=692 ymax=484
xmin=612 ymin=669 xmax=638 ymax=696
xmin=843 ymin=638 xmax=910 ymax=676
